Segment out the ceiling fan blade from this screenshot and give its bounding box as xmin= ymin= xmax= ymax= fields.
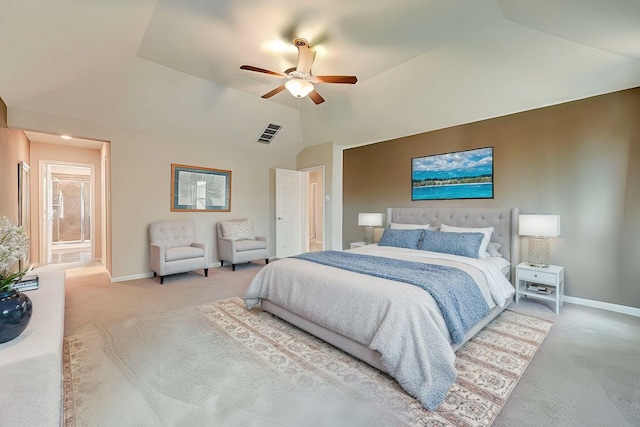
xmin=261 ymin=85 xmax=287 ymax=99
xmin=240 ymin=65 xmax=286 ymax=77
xmin=315 ymin=75 xmax=358 ymax=84
xmin=294 ymin=38 xmax=316 ymax=75
xmin=308 ymin=90 xmax=325 ymax=105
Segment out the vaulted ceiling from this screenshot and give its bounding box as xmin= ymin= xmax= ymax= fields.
xmin=1 ymin=0 xmax=639 ymax=153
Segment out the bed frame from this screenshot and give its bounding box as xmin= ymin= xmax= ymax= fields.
xmin=262 ymin=207 xmax=520 ymax=373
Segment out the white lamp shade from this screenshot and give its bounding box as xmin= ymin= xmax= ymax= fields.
xmin=519 ymin=214 xmax=561 ymax=237
xmin=358 ymin=213 xmax=384 ymax=227
xmin=285 ymin=79 xmax=314 ymax=98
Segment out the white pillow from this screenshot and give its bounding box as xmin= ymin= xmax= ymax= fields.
xmin=221 ymin=220 xmax=255 ymax=241
xmin=390 ymin=222 xmax=429 ymax=230
xmin=440 ymin=224 xmax=494 ymax=259
xmin=486 ymin=242 xmax=502 ymax=257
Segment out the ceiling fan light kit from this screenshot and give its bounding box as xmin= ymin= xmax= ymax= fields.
xmin=240 ymin=37 xmax=357 ymax=105
xmin=285 ymin=78 xmax=314 ymax=98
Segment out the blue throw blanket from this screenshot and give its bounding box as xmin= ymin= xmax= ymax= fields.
xmin=293 ymin=251 xmax=490 ymax=344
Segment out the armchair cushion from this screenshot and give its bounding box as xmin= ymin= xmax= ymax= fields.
xmin=165 ymin=246 xmax=205 ymax=262
xmin=220 ymin=220 xmax=255 ymax=241
xmin=236 ymin=239 xmax=267 ymax=252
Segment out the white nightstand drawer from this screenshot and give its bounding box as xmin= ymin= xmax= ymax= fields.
xmin=518 ymin=268 xmax=556 ymax=284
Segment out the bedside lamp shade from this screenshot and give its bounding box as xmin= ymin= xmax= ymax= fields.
xmin=519 ymin=214 xmax=560 ymax=267
xmin=358 ymin=213 xmax=384 ymax=244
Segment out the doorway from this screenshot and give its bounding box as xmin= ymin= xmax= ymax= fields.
xmin=275 ymin=166 xmax=325 ymax=257
xmin=41 ymin=162 xmax=94 ymax=264
xmin=305 ymin=167 xmax=324 ymax=252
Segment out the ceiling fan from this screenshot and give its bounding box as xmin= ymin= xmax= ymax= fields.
xmin=240 ymin=38 xmax=357 ymax=105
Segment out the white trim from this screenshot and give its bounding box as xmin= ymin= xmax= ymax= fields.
xmin=332 ymin=144 xmax=344 ymax=250
xmin=111 ymin=263 xmax=226 ymax=283
xmin=111 ymin=272 xmax=154 ymax=282
xmin=564 ymin=295 xmax=640 ymax=317
xmin=39 ymin=160 xmax=95 ymax=265
xmin=300 ymin=165 xmax=326 ymax=253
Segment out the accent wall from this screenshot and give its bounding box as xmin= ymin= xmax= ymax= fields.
xmin=343 ymin=87 xmax=640 ymax=309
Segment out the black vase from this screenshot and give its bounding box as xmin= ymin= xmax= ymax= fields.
xmin=0 ymin=288 xmax=33 ymax=344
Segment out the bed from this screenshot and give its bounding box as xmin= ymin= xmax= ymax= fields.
xmin=244 ymin=207 xmax=519 ymax=410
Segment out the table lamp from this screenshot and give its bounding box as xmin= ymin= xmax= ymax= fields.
xmin=519 ymin=214 xmax=561 ymax=267
xmin=358 ymin=213 xmax=384 ymax=244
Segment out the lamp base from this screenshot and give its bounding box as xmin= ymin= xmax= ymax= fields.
xmin=363 ymin=226 xmax=375 ymax=245
xmin=528 ymin=237 xmax=550 ymax=268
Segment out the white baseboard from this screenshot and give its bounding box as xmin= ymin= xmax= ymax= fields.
xmin=111 ymin=263 xmax=223 ymax=283
xmin=564 ymin=295 xmax=640 ymax=317
xmin=111 ymin=272 xmax=154 ymax=282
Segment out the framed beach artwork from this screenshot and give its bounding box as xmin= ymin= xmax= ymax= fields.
xmin=411 ymin=147 xmax=494 ymax=201
xmin=171 ymin=164 xmax=232 ymax=212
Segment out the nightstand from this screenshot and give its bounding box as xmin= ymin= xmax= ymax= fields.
xmin=350 ymin=242 xmax=376 ymax=249
xmin=515 ymin=262 xmax=564 ymax=313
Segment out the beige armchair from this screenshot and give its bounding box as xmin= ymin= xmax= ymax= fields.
xmin=217 ymin=219 xmax=268 ymax=271
xmin=149 ymin=220 xmax=208 ymax=284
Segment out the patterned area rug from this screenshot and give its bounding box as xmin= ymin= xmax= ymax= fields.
xmin=64 ymin=298 xmax=552 ymax=426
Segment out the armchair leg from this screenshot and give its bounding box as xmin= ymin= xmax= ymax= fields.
xmin=232 ymin=264 xmax=236 ymax=272
xmin=204 ymin=268 xmax=209 ymax=277
xmin=153 ymin=272 xmax=157 ymax=277
xmin=265 ymin=259 xmax=269 ymax=265
xmin=160 ymin=276 xmax=164 ymax=285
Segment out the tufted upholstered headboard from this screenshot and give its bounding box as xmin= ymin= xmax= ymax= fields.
xmin=386 ymin=207 xmax=519 ymax=280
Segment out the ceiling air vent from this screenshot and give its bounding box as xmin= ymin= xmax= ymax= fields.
xmin=257 ymin=123 xmax=282 ymax=144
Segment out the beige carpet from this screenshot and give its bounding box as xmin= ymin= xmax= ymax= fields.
xmin=63 ymin=297 xmax=552 ymax=427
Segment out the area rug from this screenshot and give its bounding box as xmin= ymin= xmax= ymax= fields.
xmin=63 ymin=298 xmax=552 ymax=427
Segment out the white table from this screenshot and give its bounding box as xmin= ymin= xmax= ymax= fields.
xmin=350 ymin=242 xmax=377 ymax=249
xmin=515 ymin=262 xmax=564 ymax=313
xmin=0 ymin=270 xmax=66 ymax=426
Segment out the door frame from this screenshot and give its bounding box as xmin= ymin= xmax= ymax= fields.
xmin=300 ymin=165 xmax=325 ymax=253
xmin=39 ymin=160 xmax=96 ymax=265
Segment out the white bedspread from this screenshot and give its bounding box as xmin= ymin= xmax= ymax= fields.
xmin=244 ymin=246 xmax=514 ymax=410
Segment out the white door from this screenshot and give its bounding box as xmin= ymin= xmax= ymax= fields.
xmin=275 ymin=168 xmax=303 ymax=258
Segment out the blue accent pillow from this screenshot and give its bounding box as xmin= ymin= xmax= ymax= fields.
xmin=418 ymin=230 xmax=484 ymax=258
xmin=378 ymin=228 xmax=424 ymax=250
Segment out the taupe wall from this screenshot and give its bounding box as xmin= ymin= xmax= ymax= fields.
xmin=344 ymin=88 xmax=640 ymax=308
xmin=0 ymin=97 xmax=30 ymax=226
xmin=297 ymin=142 xmax=335 ymax=249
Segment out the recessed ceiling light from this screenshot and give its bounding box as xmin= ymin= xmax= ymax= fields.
xmin=60 ymin=135 xmax=73 ymax=140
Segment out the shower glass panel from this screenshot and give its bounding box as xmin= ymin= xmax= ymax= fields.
xmin=52 ymin=176 xmax=90 ymax=243
xmin=44 ymin=163 xmax=92 ymax=264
